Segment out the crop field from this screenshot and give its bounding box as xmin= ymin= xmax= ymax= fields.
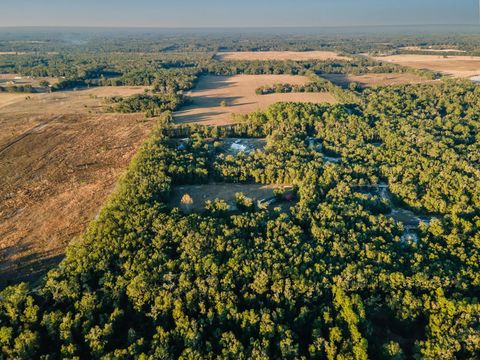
xmin=174 ymin=75 xmax=336 ymax=125
xmin=215 ymin=50 xmax=350 ymax=61
xmin=372 ymin=54 xmax=480 ymax=78
xmin=321 ymin=73 xmax=434 ymax=88
xmin=0 ymin=86 xmax=152 ymax=286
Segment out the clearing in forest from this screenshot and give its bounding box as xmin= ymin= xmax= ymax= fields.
xmin=215 ymin=50 xmax=350 ymax=61
xmin=321 ymin=73 xmax=435 ymax=89
xmin=170 ymin=183 xmax=280 ymax=212
xmin=173 ymin=75 xmax=336 ymax=125
xmin=372 ymin=54 xmax=480 ymax=78
xmin=0 ymin=86 xmax=152 ymax=287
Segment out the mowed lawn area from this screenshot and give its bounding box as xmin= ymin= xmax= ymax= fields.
xmin=174 ymin=75 xmax=337 ymax=125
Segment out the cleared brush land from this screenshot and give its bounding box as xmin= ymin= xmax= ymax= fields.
xmin=170 ymin=183 xmax=279 ymax=212
xmin=373 ymin=54 xmax=480 ymax=78
xmin=0 ymin=86 xmax=152 ymax=286
xmin=215 ymin=51 xmax=350 ymax=61
xmin=174 ymin=75 xmax=336 ymax=125
xmin=322 ymin=73 xmax=434 ymax=88
xmin=0 ymin=86 xmax=148 ymax=114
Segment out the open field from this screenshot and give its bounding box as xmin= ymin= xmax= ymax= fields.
xmin=372 ymin=54 xmax=480 ymax=78
xmin=215 ymin=51 xmax=350 ymax=61
xmin=0 ymin=74 xmax=58 ymax=84
xmin=400 ymin=46 xmax=466 ymax=53
xmin=0 ymin=86 xmax=148 ymax=146
xmin=170 ymin=183 xmax=278 ymax=212
xmin=0 ymin=86 xmax=152 ymax=286
xmin=174 ymin=75 xmax=336 ymax=125
xmin=0 ymin=86 xmax=148 ymax=114
xmin=321 ymin=73 xmax=434 ymax=88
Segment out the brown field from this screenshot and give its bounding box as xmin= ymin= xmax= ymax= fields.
xmin=0 ymin=74 xmax=59 ymax=90
xmin=170 ymin=183 xmax=278 ymax=212
xmin=0 ymin=52 xmax=28 ymax=55
xmin=0 ymin=86 xmax=151 ymax=286
xmin=174 ymin=75 xmax=336 ymax=125
xmin=215 ymin=51 xmax=350 ymax=61
xmin=322 ymin=73 xmax=434 ymax=88
xmin=400 ymin=46 xmax=466 ymax=53
xmin=0 ymin=86 xmax=147 ymax=114
xmin=373 ymin=54 xmax=480 ymax=78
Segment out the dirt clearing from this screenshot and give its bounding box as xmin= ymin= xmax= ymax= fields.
xmin=174 ymin=75 xmax=336 ymax=125
xmin=321 ymin=73 xmax=434 ymax=88
xmin=215 ymin=51 xmax=350 ymax=61
xmin=170 ymin=183 xmax=279 ymax=212
xmin=372 ymin=54 xmax=480 ymax=78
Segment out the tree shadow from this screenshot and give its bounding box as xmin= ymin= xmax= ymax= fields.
xmin=0 ymin=243 xmax=64 ymax=289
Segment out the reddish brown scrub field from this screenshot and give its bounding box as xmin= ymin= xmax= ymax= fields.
xmin=0 ymin=86 xmax=151 ymax=286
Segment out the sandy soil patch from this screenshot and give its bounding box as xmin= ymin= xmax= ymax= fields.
xmin=373 ymin=54 xmax=480 ymax=78
xmin=174 ymin=75 xmax=336 ymax=125
xmin=322 ymin=73 xmax=434 ymax=88
xmin=0 ymin=112 xmax=154 ymax=287
xmin=215 ymin=51 xmax=350 ymax=61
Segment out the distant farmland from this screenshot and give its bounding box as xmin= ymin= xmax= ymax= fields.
xmin=215 ymin=50 xmax=350 ymax=61
xmin=372 ymin=54 xmax=480 ymax=78
xmin=322 ymin=73 xmax=435 ymax=89
xmin=174 ymin=74 xmax=336 ymax=125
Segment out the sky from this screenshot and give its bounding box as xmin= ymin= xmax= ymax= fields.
xmin=0 ymin=0 xmax=478 ymax=28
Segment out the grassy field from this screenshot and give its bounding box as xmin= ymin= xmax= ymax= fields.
xmin=321 ymin=73 xmax=435 ymax=89
xmin=174 ymin=75 xmax=336 ymax=125
xmin=215 ymin=50 xmax=350 ymax=61
xmin=373 ymin=54 xmax=480 ymax=78
xmin=0 ymin=86 xmax=152 ymax=286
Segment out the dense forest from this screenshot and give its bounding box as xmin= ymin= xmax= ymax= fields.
xmin=0 ymin=32 xmax=479 ymax=358
xmin=1 ymin=80 xmax=479 ymax=358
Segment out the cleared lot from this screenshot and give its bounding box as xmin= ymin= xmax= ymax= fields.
xmin=322 ymin=73 xmax=434 ymax=89
xmin=215 ymin=51 xmax=350 ymax=61
xmin=0 ymin=86 xmax=151 ymax=286
xmin=373 ymin=54 xmax=480 ymax=78
xmin=170 ymin=183 xmax=278 ymax=212
xmin=174 ymin=75 xmax=336 ymax=125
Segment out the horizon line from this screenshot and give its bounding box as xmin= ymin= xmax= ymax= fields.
xmin=0 ymin=23 xmax=479 ymax=29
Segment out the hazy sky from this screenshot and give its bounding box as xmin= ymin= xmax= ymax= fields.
xmin=0 ymin=0 xmax=478 ymax=27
